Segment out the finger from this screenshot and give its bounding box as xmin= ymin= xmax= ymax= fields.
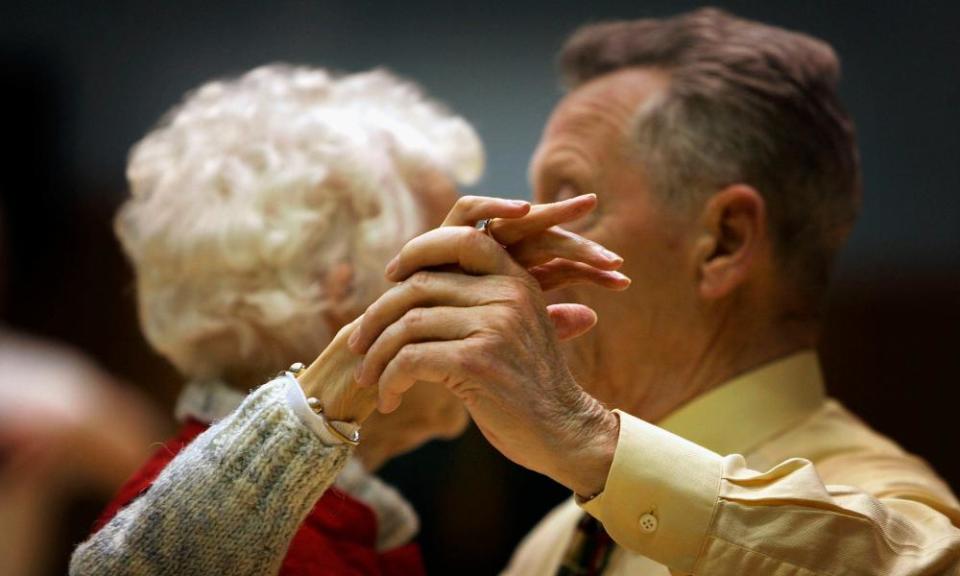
xmin=376 ymin=341 xmax=464 ymax=413
xmin=350 ymin=271 xmax=508 ymax=353
xmin=489 ymin=193 xmax=597 ymax=245
xmin=385 ymin=226 xmax=523 ymax=282
xmin=529 ymin=259 xmax=631 ymax=292
xmin=357 ymin=305 xmax=480 ymax=388
xmin=442 ymin=195 xmax=531 ymax=227
xmin=547 ymin=303 xmax=598 ymax=341
xmin=509 ymin=227 xmax=622 ymax=271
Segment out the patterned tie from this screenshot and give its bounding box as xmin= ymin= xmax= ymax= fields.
xmin=556 ymin=514 xmax=615 ymax=576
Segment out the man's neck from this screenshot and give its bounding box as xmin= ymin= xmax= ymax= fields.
xmin=598 ymin=318 xmax=816 ymax=424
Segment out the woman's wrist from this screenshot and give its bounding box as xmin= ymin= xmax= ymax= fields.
xmin=296 ymin=320 xmax=378 ymax=423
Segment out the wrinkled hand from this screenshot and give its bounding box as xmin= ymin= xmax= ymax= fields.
xmin=348 ymin=198 xmax=623 ymax=496
xmin=299 ymin=195 xmax=627 ymax=432
xmin=393 ymin=193 xmax=629 ymax=341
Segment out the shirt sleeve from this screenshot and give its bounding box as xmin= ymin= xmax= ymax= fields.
xmin=580 ymin=409 xmax=960 ymax=575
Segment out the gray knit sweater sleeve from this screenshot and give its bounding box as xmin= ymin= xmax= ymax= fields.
xmin=70 ymin=377 xmax=351 ymax=576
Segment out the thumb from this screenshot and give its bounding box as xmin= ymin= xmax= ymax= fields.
xmin=546 ymin=303 xmax=598 ymax=341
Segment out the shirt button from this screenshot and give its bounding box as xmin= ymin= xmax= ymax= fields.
xmin=639 ymin=513 xmax=658 ymax=534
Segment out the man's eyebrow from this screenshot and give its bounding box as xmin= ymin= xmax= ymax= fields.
xmin=540 ymin=148 xmax=592 ymax=181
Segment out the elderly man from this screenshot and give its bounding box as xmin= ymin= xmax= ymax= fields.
xmin=350 ymin=8 xmax=960 ymax=575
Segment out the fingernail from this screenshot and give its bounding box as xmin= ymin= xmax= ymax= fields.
xmin=510 ymin=200 xmax=530 ymax=207
xmin=353 ymin=358 xmax=364 ymax=383
xmin=385 ymin=257 xmax=398 ymax=278
xmin=612 ymin=271 xmax=631 ymax=284
xmin=601 ymin=248 xmax=622 ymax=263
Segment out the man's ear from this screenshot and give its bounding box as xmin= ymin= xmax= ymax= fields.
xmin=694 ymin=184 xmax=767 ymax=300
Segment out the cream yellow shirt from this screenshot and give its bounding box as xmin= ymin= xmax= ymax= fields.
xmin=505 ymin=351 xmax=960 ymax=575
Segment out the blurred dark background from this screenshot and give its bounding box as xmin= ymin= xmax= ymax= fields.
xmin=1 ymin=1 xmax=958 ymax=574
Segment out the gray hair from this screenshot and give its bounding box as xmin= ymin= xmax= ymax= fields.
xmin=117 ymin=64 xmax=483 ymax=379
xmin=561 ymin=8 xmax=860 ymax=313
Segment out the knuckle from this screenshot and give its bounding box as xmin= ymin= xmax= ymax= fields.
xmin=395 ymin=344 xmax=420 ymax=369
xmin=460 ymin=227 xmax=495 ymax=254
xmin=398 ymin=235 xmax=417 ymax=257
xmin=459 ymin=341 xmax=508 ymax=385
xmin=406 ymin=270 xmax=433 ymax=292
xmin=456 ymin=195 xmax=482 ymax=213
xmin=362 ymin=299 xmax=385 ymax=329
xmin=402 ymin=307 xmax=426 ymax=330
xmin=455 ymin=346 xmax=485 ymax=375
xmin=463 ymin=226 xmax=486 ymax=244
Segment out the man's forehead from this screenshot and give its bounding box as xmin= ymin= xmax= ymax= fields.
xmin=548 ymin=67 xmax=669 ymax=136
xmin=528 ymin=68 xmax=668 ymax=185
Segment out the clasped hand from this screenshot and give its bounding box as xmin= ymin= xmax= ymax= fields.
xmin=348 ymin=194 xmax=625 ymax=497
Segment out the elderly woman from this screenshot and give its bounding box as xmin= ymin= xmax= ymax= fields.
xmin=71 ymin=65 xmax=626 ymax=575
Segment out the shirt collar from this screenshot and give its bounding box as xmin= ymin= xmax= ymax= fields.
xmin=658 ymin=350 xmax=826 ymax=456
xmin=174 ymin=379 xmax=247 ymax=424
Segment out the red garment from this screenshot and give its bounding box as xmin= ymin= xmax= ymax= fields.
xmin=93 ymin=419 xmax=425 ymax=576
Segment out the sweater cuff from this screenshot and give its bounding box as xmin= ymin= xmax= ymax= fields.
xmin=579 ymin=409 xmax=723 ymax=573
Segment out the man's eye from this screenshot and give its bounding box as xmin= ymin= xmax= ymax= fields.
xmin=556 ymin=185 xmax=580 ymax=202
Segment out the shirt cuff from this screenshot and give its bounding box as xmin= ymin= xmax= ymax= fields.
xmin=578 ymin=409 xmax=723 ymax=573
xmin=282 ymin=374 xmax=359 ymax=447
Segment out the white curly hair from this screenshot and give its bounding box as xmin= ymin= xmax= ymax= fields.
xmin=117 ymin=64 xmax=483 ymax=380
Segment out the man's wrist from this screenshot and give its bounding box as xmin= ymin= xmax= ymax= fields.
xmin=559 ymin=399 xmax=620 ymax=498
